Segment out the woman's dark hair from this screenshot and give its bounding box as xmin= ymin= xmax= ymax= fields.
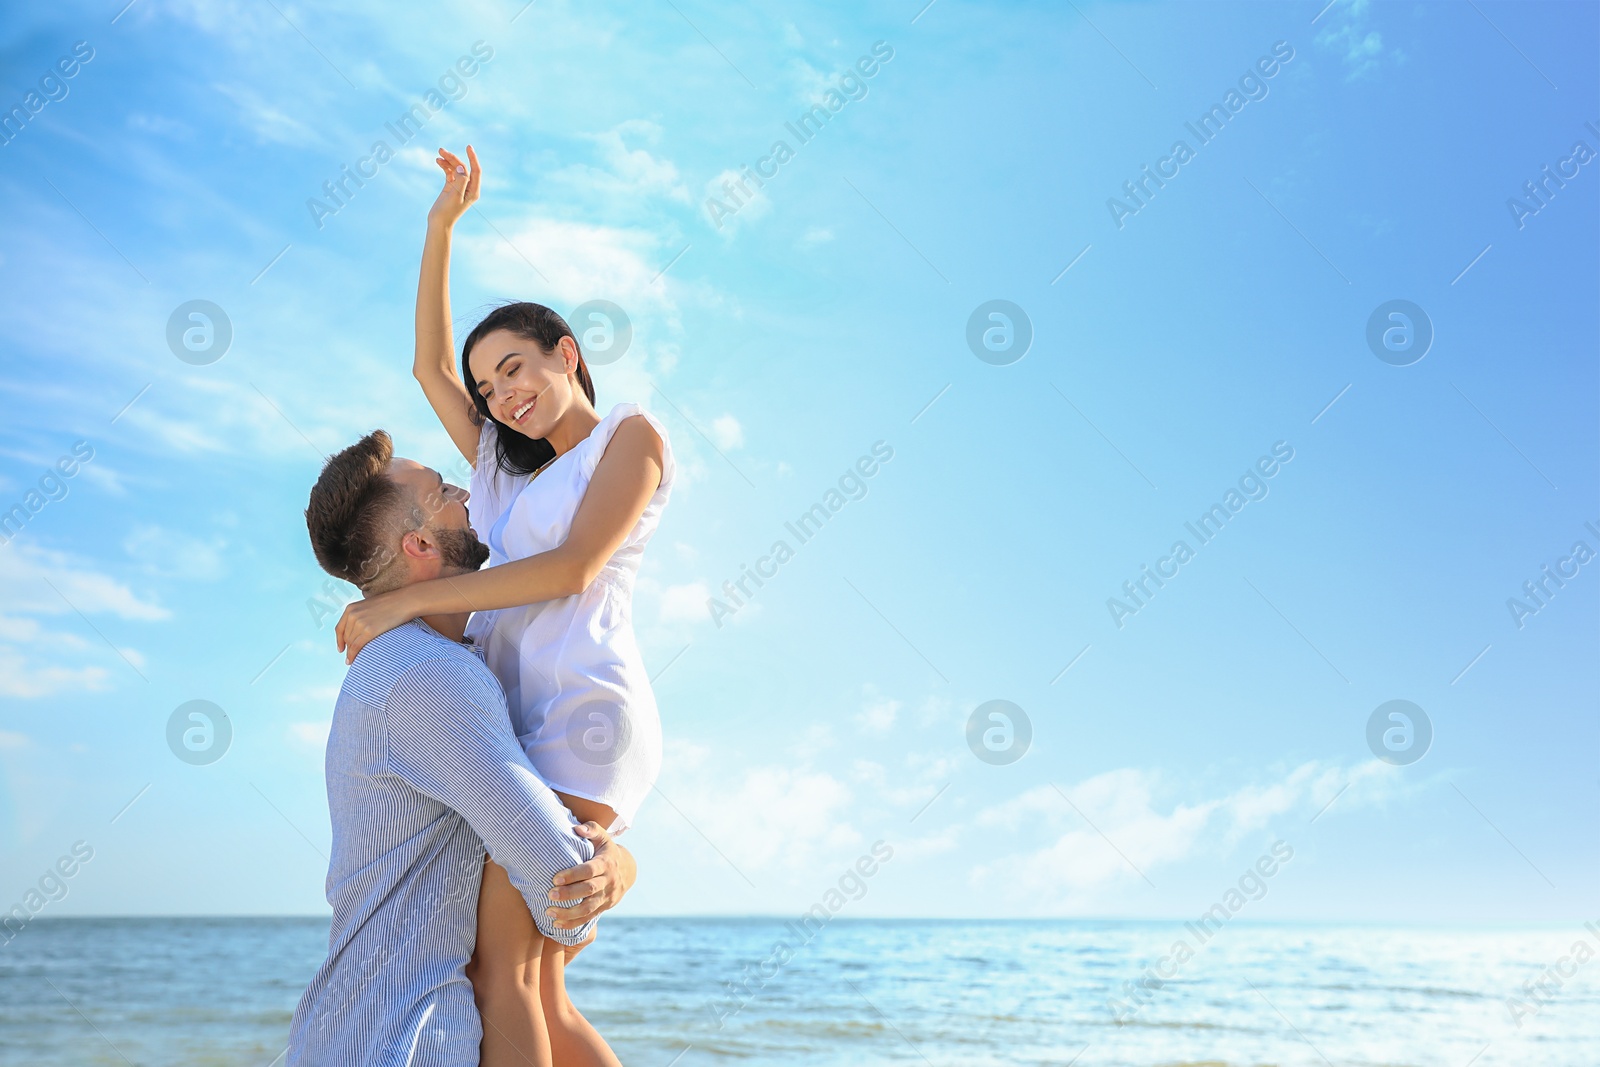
xmin=461 ymin=302 xmax=597 ymax=477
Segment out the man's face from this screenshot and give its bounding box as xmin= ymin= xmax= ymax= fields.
xmin=387 ymin=458 xmax=489 ymax=575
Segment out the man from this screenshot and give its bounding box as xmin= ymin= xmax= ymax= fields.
xmin=288 ymin=430 xmax=632 ymax=1065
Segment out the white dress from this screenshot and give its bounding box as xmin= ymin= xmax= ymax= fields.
xmin=464 ymin=403 xmax=672 ymax=831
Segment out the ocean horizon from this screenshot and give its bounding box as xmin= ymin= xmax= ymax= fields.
xmin=4 ymin=916 xmax=1596 ymax=1065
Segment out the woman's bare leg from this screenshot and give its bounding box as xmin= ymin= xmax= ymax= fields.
xmin=539 ymin=792 xmax=624 ymax=1067
xmin=468 ymin=857 xmax=553 ymax=1067
xmin=540 ymin=934 xmax=623 ymax=1067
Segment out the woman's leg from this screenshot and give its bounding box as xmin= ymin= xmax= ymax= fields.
xmin=540 ymin=792 xmax=624 ymax=1067
xmin=539 ymin=933 xmax=623 ymax=1067
xmin=468 ymin=857 xmax=553 ymax=1067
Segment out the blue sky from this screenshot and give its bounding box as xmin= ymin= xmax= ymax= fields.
xmin=0 ymin=0 xmax=1595 ymax=926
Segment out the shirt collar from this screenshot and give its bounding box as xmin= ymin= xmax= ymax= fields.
xmin=413 ymin=617 xmax=482 ymax=660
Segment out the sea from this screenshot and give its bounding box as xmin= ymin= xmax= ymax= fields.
xmin=2 ymin=917 xmax=1597 ymax=1066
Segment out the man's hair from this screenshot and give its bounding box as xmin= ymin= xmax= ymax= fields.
xmin=305 ymin=430 xmax=423 ymax=593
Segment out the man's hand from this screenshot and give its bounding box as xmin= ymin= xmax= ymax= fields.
xmin=546 ymin=821 xmax=636 ymax=930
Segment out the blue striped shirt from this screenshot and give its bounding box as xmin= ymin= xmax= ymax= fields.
xmin=287 ymin=619 xmax=597 ymax=1067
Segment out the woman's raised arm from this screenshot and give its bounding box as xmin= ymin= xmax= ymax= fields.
xmin=415 ymin=145 xmax=483 ymax=465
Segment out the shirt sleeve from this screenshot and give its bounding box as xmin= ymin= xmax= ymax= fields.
xmin=384 ymin=657 xmax=598 ymax=946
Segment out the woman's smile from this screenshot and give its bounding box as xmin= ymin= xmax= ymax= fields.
xmin=509 ymin=393 xmax=538 ymax=424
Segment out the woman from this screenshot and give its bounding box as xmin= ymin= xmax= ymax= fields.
xmin=336 ymin=145 xmax=673 ymax=1067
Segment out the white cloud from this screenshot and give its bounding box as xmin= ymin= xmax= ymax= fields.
xmin=123 ymin=524 xmax=228 ymax=581
xmin=74 ymin=463 xmax=127 ymax=497
xmin=460 ymin=215 xmax=681 ymax=314
xmin=144 ymin=0 xmax=277 ymax=40
xmin=970 ymin=760 xmax=1392 ymax=907
xmin=212 ymin=83 xmax=323 ymax=147
xmin=0 ymin=616 xmax=42 ymax=642
xmin=795 ymin=722 xmax=835 ymax=759
xmin=0 ymin=647 xmax=111 ymax=698
xmin=786 ymin=57 xmax=836 ymax=103
xmin=572 ymin=121 xmax=692 ymax=205
xmin=644 ymin=338 xmax=681 ymax=378
xmin=116 ymin=404 xmax=224 ymax=455
xmin=902 ymin=751 xmax=959 ymax=786
xmin=702 ymin=168 xmax=771 ymax=237
xmin=709 ymin=415 xmax=743 ymax=451
xmin=288 ymin=721 xmax=332 ymax=748
xmin=1315 ymin=0 xmax=1402 ymax=81
xmin=914 ymin=693 xmax=956 ymax=728
xmin=660 ymin=763 xmax=858 ymax=872
xmin=0 ymin=545 xmax=162 ymax=698
xmin=663 ymin=737 xmax=710 ymax=773
xmin=799 ymin=226 xmax=834 ymax=247
xmin=714 ymin=598 xmax=762 ymax=627
xmin=0 ymin=543 xmax=168 ymax=621
xmin=856 ymin=694 xmax=899 ymax=734
xmin=393 ymin=144 xmax=438 ymax=177
xmin=892 ymin=824 xmax=963 ymax=863
xmin=0 ymin=731 xmax=32 ymax=749
xmin=851 ymin=759 xmax=886 ymax=786
xmin=128 ymin=113 xmax=191 ymax=138
xmin=115 ymin=375 xmax=351 ymax=461
xmin=659 ymin=581 xmax=710 ymax=623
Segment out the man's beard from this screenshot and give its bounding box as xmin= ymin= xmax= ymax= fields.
xmin=435 ymin=525 xmax=490 ymax=572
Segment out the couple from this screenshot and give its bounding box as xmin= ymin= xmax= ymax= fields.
xmin=287 ymin=147 xmax=676 ymax=1066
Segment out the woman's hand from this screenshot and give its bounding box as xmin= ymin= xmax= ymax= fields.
xmin=546 ymin=822 xmax=636 ymax=930
xmin=415 ymin=147 xmax=482 ymax=465
xmin=426 ymin=145 xmax=481 ymax=230
xmin=335 ymin=588 xmax=422 ymax=665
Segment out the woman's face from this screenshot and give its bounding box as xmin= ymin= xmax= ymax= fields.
xmin=467 ymin=329 xmax=577 ymax=440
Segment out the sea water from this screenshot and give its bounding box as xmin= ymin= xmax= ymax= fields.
xmin=2 ymin=917 xmax=1596 ymax=1065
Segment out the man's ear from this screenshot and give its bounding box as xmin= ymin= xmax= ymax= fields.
xmin=398 ymin=528 xmax=441 ymax=563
